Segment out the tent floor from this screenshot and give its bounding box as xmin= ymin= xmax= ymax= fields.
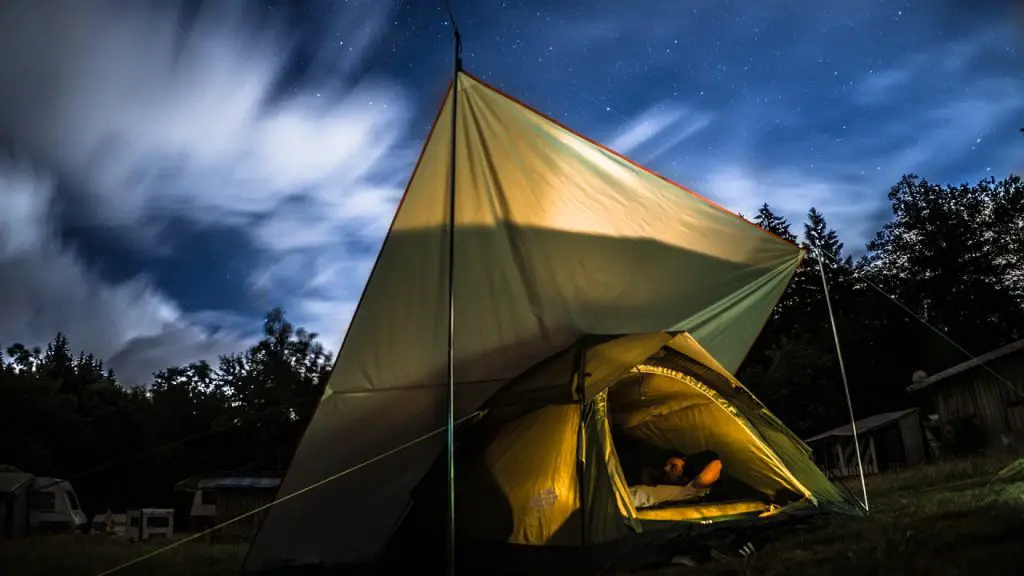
xmin=635 ymin=498 xmax=773 ymax=522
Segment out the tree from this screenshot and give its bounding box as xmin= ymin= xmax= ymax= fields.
xmin=0 ymin=308 xmax=332 ymax=516
xmin=986 ymin=175 xmax=1024 ymax=302
xmin=741 ymin=333 xmax=847 ymax=433
xmin=748 ymin=204 xmax=800 ymax=328
xmin=794 ymin=207 xmax=853 ymax=301
xmin=864 ymin=174 xmax=1023 ymax=360
xmin=753 ymin=203 xmax=797 ymax=243
xmin=743 ymin=206 xmax=880 ymax=435
xmin=210 ymin=308 xmax=332 ymax=471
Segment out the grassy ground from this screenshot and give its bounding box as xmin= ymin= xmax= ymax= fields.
xmin=0 ymin=533 xmax=248 ymax=576
xmin=3 ymin=452 xmax=1023 ymax=575
xmin=640 ymin=451 xmax=1024 ymax=575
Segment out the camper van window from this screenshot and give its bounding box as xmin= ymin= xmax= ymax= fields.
xmin=31 ymin=491 xmax=56 ymax=511
xmin=201 ymin=490 xmax=217 ymax=506
xmin=65 ymin=490 xmax=80 ymax=510
xmin=148 ymin=515 xmax=170 ymax=528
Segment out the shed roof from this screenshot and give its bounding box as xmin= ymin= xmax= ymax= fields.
xmin=906 ymin=338 xmax=1024 ymax=392
xmin=176 ymin=472 xmax=284 ymax=492
xmin=198 ymin=477 xmax=281 ymax=490
xmin=175 ymin=476 xmax=282 ymax=491
xmin=804 ymin=408 xmax=918 ymax=443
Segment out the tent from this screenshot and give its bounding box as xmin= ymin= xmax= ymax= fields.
xmin=242 ymin=71 xmax=861 ymax=574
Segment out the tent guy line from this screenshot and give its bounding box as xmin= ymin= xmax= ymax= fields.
xmin=816 ymin=247 xmax=1022 ymax=396
xmin=93 ymin=410 xmax=485 ymax=576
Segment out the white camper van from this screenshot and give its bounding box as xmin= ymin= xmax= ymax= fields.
xmin=29 ymin=477 xmax=87 ymax=532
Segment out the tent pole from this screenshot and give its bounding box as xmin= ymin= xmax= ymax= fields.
xmin=575 ymin=344 xmax=588 ymax=551
xmin=814 ymin=248 xmax=869 ymax=512
xmin=443 ymin=2 xmax=463 ymax=574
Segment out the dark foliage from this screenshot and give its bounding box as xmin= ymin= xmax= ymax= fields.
xmin=0 ymin=308 xmax=332 ymax=517
xmin=740 ymin=173 xmax=1024 ymax=433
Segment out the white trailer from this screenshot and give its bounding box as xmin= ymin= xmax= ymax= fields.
xmin=125 ymin=508 xmax=174 ymax=541
xmin=28 ymin=476 xmax=88 ymax=533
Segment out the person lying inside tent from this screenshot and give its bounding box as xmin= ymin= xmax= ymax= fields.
xmin=628 ymin=450 xmax=723 ymax=509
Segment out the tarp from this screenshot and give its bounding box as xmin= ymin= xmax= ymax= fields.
xmin=244 ymin=71 xmax=802 ymax=571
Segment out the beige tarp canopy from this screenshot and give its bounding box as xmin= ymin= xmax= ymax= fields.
xmin=244 ymin=71 xmax=808 ymax=571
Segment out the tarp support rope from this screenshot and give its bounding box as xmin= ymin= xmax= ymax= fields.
xmin=96 ymin=412 xmax=483 ymax=576
xmin=443 ymin=2 xmax=463 ymax=575
xmin=817 ymin=248 xmax=1022 ymax=397
xmin=814 ymin=248 xmax=870 ymax=512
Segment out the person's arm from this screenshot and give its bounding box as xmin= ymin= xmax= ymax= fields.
xmin=691 ymin=459 xmax=722 ymax=490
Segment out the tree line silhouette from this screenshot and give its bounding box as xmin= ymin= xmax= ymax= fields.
xmin=2 ymin=173 xmax=1022 ymax=518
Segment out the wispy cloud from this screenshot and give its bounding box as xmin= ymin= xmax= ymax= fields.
xmin=851 ymin=30 xmax=1004 ymax=106
xmin=0 ymin=0 xmax=407 ymax=381
xmin=852 ymin=68 xmax=913 ymax=105
xmin=0 ymin=157 xmax=244 ymax=384
xmin=607 ymin=104 xmax=714 ymax=164
xmin=701 ymin=164 xmax=887 ymax=248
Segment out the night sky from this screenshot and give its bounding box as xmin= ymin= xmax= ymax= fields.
xmin=0 ymin=0 xmax=1020 ymax=385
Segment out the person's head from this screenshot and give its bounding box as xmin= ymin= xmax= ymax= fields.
xmin=663 ymin=452 xmax=688 ymax=482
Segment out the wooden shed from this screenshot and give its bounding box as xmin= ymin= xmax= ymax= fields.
xmin=805 ymin=408 xmax=926 ymax=479
xmin=0 ymin=469 xmax=33 ymax=540
xmin=907 ymin=339 xmax=1024 ymax=450
xmin=176 ymin=475 xmax=281 ymax=541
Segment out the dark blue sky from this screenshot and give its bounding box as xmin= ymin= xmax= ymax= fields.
xmin=0 ymin=0 xmax=1020 ymax=384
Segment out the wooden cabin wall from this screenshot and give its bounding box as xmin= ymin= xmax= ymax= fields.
xmin=929 ymin=351 xmax=1024 ymax=447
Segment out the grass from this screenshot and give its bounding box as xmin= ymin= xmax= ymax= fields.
xmin=0 ymin=533 xmax=249 ymax=576
xmin=4 ymin=452 xmax=1024 ymax=575
xmin=640 ymin=450 xmax=1024 ymax=575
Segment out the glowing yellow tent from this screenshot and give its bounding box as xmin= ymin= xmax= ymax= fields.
xmin=243 ymin=72 xmax=860 ymax=574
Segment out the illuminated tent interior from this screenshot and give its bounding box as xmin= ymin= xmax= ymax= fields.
xmin=243 ymin=72 xmax=862 ymax=575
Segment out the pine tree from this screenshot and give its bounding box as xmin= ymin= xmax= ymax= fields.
xmin=753 ymin=203 xmax=797 ymax=243
xmin=748 ymin=204 xmax=799 ymax=327
xmin=802 ymin=208 xmax=854 ymax=291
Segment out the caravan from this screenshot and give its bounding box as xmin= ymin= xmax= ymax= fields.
xmin=29 ymin=477 xmax=87 ymax=533
xmin=0 ymin=468 xmax=88 ymax=537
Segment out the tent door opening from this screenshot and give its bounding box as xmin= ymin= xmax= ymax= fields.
xmin=603 ymin=360 xmax=798 ymax=525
